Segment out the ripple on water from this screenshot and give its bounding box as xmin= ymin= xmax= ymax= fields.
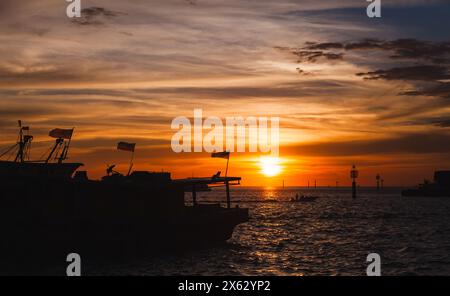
xmin=87 ymin=188 xmax=450 ymax=276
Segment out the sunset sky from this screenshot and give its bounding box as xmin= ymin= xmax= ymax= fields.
xmin=1 ymin=0 xmax=449 ymax=186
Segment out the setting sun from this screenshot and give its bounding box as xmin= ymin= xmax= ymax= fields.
xmin=259 ymin=157 xmax=282 ymax=177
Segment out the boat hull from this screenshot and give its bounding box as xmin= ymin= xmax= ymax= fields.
xmin=0 ymin=161 xmax=83 ymax=179
xmin=0 ymin=177 xmax=249 ymax=274
xmin=401 ymin=188 xmax=450 ymax=197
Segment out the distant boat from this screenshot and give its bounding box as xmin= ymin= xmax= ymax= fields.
xmin=402 ymin=171 xmax=450 ymax=197
xmin=291 ymin=194 xmax=319 ymax=202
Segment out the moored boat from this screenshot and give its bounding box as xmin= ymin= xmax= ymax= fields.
xmin=0 ymin=121 xmax=249 ymax=274
xmin=402 ymin=171 xmax=450 ymax=197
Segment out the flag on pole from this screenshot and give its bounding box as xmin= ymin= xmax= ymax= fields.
xmin=211 ymin=151 xmax=230 ymax=159
xmin=212 ymin=151 xmax=231 ymax=177
xmin=49 ymin=128 xmax=74 ymax=140
xmin=117 ymin=142 xmax=136 ymax=152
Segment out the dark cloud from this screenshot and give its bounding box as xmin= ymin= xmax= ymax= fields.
xmin=343 ymin=39 xmax=383 ymax=50
xmin=296 ymin=67 xmax=310 ymax=75
xmin=285 ymin=39 xmax=450 ymax=65
xmin=425 ymin=118 xmax=450 ymax=128
xmin=381 ymin=39 xmax=450 ymax=62
xmin=400 ymin=82 xmax=450 ymax=98
xmin=294 ymin=50 xmax=343 ymax=63
xmin=73 ymin=7 xmax=125 ymax=26
xmin=433 ymin=119 xmax=450 ymax=128
xmin=403 ymin=116 xmax=450 ymax=128
xmin=305 ymin=42 xmax=344 ymax=50
xmin=280 ymin=39 xmax=450 ymax=107
xmin=356 ymin=65 xmax=450 ymax=81
xmin=343 ymin=39 xmax=450 ymax=63
xmin=276 ymin=46 xmax=343 ymax=63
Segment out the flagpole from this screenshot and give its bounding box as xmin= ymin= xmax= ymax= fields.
xmin=225 ymin=154 xmax=230 ymax=178
xmin=63 ymin=127 xmax=75 ymax=162
xmin=127 ymin=150 xmax=134 ymax=176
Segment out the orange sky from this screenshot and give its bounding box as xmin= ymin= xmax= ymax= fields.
xmin=0 ymin=1 xmax=449 ymax=186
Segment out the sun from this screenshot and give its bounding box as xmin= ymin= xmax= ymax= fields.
xmin=259 ymin=157 xmax=282 ymax=177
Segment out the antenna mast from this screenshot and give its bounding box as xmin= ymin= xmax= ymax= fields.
xmin=350 ymin=164 xmax=359 ymax=198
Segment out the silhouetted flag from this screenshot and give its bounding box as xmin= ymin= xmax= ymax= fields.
xmin=211 ymin=151 xmax=230 ymax=159
xmin=117 ymin=142 xmax=136 ymax=152
xmin=49 ymin=128 xmax=73 ymax=139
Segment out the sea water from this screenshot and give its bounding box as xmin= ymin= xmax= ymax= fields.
xmin=87 ymin=187 xmax=450 ymax=276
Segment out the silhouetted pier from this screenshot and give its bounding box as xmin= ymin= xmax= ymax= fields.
xmin=174 ymin=176 xmax=241 ymax=208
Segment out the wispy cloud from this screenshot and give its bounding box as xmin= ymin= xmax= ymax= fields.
xmin=73 ymin=7 xmax=126 ymax=26
xmin=1 ymin=0 xmax=449 ymax=184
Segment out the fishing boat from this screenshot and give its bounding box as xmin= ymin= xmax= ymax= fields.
xmin=291 ymin=194 xmax=319 ymax=202
xmin=0 ymin=121 xmax=83 ymax=179
xmin=0 ymin=121 xmax=249 ymax=274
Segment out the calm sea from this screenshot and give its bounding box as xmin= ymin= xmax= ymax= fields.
xmin=87 ymin=187 xmax=450 ymax=276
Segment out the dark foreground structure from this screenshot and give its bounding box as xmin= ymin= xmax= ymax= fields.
xmin=0 ymin=123 xmax=248 ymax=274
xmin=402 ymin=171 xmax=450 ymax=197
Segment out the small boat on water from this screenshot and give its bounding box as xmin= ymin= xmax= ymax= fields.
xmin=402 ymin=171 xmax=450 ymax=197
xmin=291 ymin=194 xmax=319 ymax=202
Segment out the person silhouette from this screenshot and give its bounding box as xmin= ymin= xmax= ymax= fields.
xmin=212 ymin=171 xmax=221 ymax=180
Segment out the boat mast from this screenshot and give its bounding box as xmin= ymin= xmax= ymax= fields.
xmin=14 ymin=120 xmax=24 ymax=163
xmin=46 ymin=138 xmax=64 ymax=164
xmin=58 ymin=136 xmax=72 ymax=164
xmin=14 ymin=120 xmax=32 ymax=162
xmin=47 ymin=128 xmax=74 ymax=164
xmin=350 ymin=164 xmax=359 ymax=198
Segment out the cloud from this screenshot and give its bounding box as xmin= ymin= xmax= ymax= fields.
xmin=293 ymin=50 xmax=344 ymax=63
xmin=283 ymin=132 xmax=450 ymax=157
xmin=432 ymin=119 xmax=450 ymax=127
xmin=275 ymin=46 xmax=344 ymax=63
xmin=356 ymin=65 xmax=450 ymax=81
xmin=409 ymin=117 xmax=450 ymax=128
xmin=305 ymin=42 xmax=344 ymax=50
xmin=1 ymin=1 xmax=450 ymax=183
xmin=279 ymin=38 xmax=450 ymax=125
xmin=0 ymin=64 xmax=94 ymax=86
xmin=400 ymin=82 xmax=450 ymax=98
xmin=184 ymin=0 xmax=197 ymax=5
xmin=342 ymin=39 xmax=450 ymax=63
xmin=284 ymin=39 xmax=450 ymax=65
xmin=73 ymin=7 xmax=126 ymax=26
